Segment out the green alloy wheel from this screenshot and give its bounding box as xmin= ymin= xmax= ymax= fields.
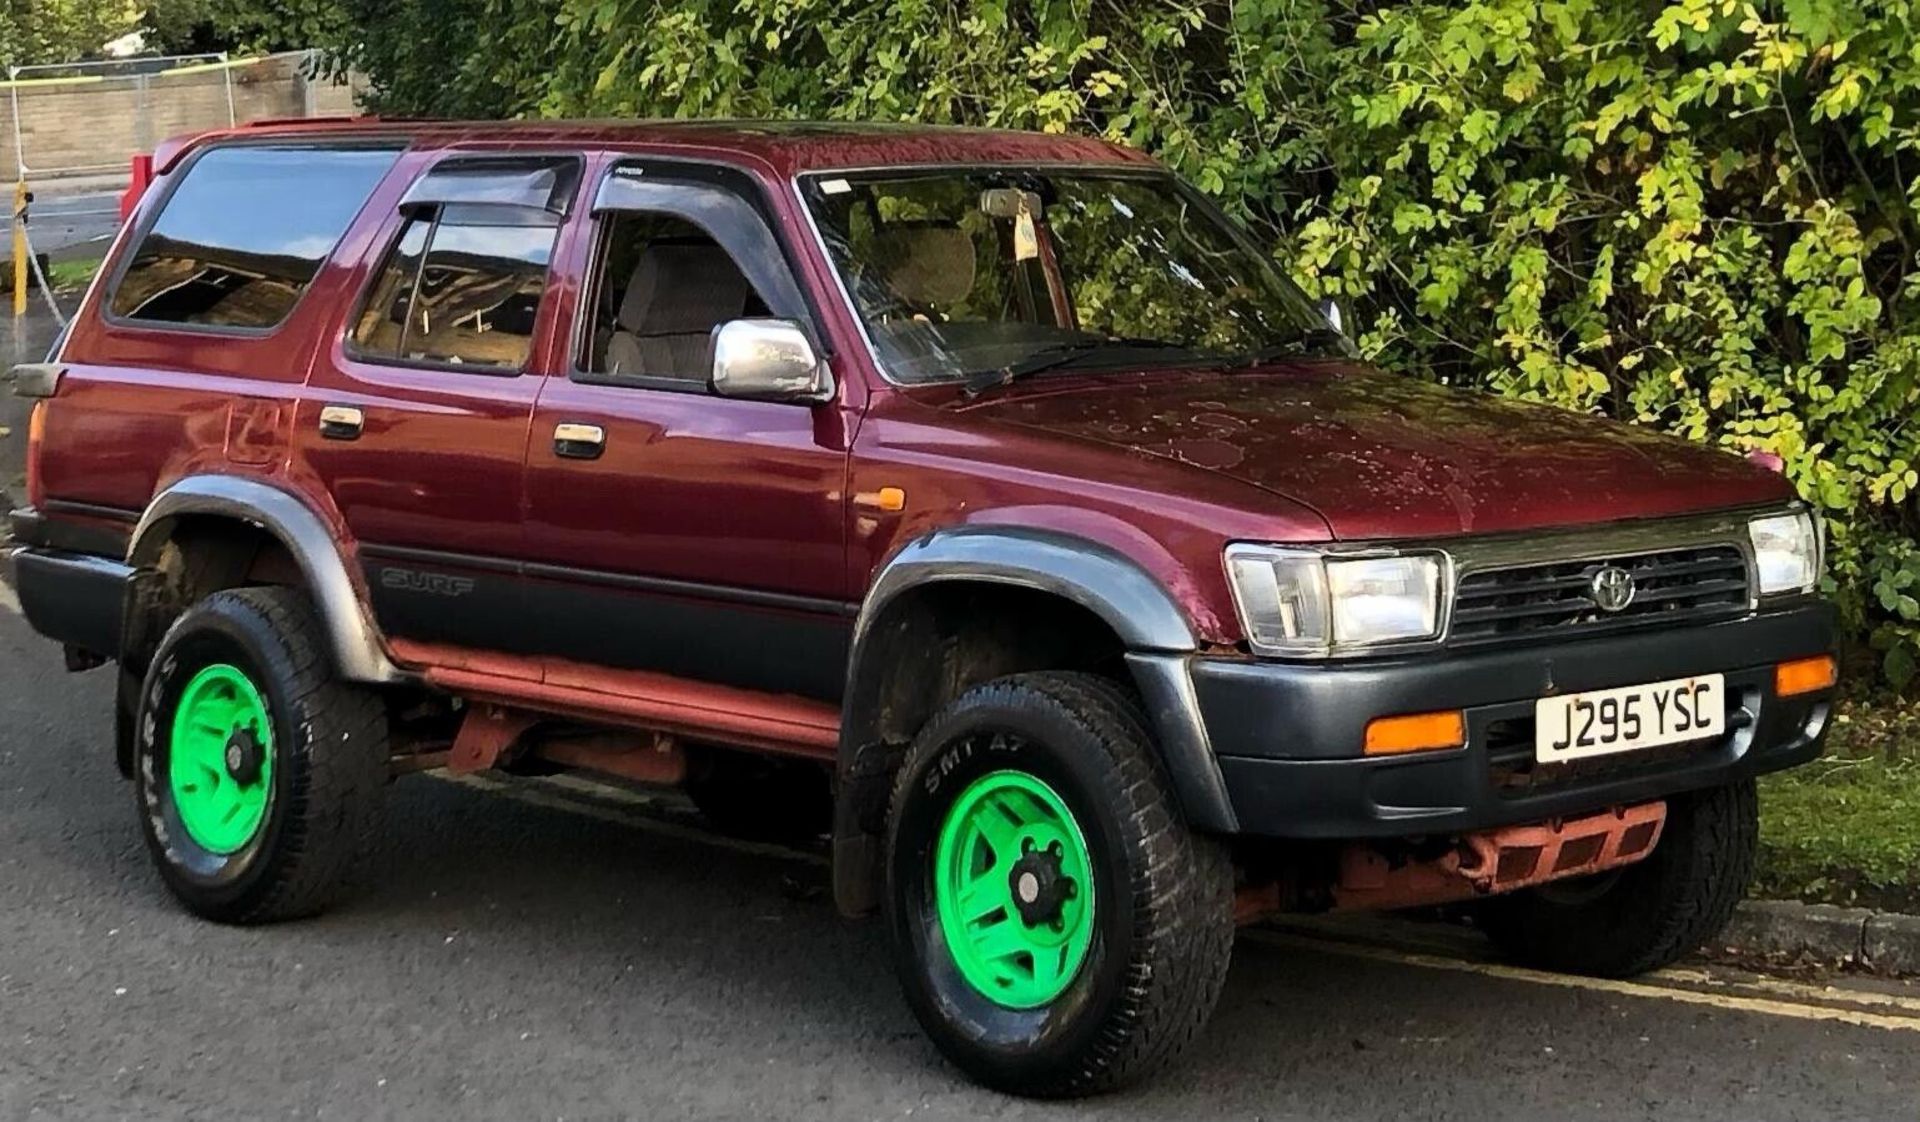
xmin=933 ymin=770 xmax=1095 ymax=1008
xmin=885 ymin=672 xmax=1236 ymax=1097
xmin=136 ymin=587 xmax=390 ymax=924
xmin=167 ymin=664 xmax=275 ymax=854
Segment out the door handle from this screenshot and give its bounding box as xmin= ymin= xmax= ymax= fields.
xmin=318 ymin=404 xmax=364 ymax=441
xmin=553 ymin=422 xmax=605 ymax=460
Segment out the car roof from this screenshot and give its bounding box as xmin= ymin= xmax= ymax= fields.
xmin=155 ymin=117 xmax=1159 ymax=179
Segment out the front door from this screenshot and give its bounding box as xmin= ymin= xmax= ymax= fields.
xmin=521 ymin=159 xmax=856 ymax=701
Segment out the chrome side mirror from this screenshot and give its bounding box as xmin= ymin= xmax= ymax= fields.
xmin=710 ymin=318 xmax=834 ymax=404
xmin=1317 ymin=297 xmax=1345 ymax=336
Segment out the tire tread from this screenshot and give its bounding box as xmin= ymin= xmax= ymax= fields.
xmin=887 ymin=671 xmax=1234 ymax=1097
xmin=140 ymin=586 xmax=389 ymax=924
xmin=1479 ymin=781 xmax=1758 ymax=977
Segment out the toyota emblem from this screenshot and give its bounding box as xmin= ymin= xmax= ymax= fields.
xmin=1590 ymin=566 xmax=1636 ymax=613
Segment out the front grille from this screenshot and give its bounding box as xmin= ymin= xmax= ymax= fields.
xmin=1449 ymin=545 xmax=1750 ymax=647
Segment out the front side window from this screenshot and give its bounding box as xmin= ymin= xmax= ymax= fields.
xmin=802 ymin=169 xmax=1339 ymax=385
xmin=110 ymin=144 xmax=401 ymax=330
xmin=579 ymin=212 xmax=770 ymax=384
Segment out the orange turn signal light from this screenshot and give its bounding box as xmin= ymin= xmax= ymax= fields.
xmin=1775 ymin=655 xmax=1838 ymax=698
xmin=25 ymin=400 xmax=47 ymax=506
xmin=853 ymin=486 xmax=906 ymax=512
xmin=1364 ymin=710 xmax=1466 ymax=756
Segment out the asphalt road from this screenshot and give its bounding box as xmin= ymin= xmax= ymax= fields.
xmin=1 ymin=601 xmax=1918 ymax=1122
xmin=25 ymin=187 xmax=123 ymax=262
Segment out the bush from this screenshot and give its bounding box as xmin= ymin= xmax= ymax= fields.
xmin=328 ymin=0 xmax=1920 ymax=687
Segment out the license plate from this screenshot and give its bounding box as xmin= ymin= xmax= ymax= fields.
xmin=1533 ymin=674 xmax=1725 ymax=763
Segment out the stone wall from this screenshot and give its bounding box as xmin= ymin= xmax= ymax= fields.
xmin=4 ymin=53 xmax=360 ymax=181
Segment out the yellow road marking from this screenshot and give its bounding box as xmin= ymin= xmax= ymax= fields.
xmin=1652 ymin=966 xmax=1920 ymax=1016
xmin=0 ymin=580 xmax=19 ymax=616
xmin=1245 ymin=930 xmax=1920 ymax=1033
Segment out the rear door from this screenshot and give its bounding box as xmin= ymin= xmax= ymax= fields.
xmin=293 ymin=152 xmax=583 ymax=651
xmin=519 ymin=158 xmax=857 ymax=701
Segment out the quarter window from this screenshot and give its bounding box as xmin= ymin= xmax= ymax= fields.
xmin=110 ymin=145 xmax=401 ymax=330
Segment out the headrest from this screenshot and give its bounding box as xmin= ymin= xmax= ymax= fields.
xmin=617 ymin=240 xmax=753 ymax=334
xmin=872 ymin=225 xmax=977 ymax=308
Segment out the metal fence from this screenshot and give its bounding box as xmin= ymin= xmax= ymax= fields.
xmin=3 ymin=50 xmax=354 ymax=183
xmin=5 ymin=50 xmax=358 ymax=318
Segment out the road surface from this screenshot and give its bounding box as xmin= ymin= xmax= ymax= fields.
xmin=0 ymin=602 xmax=1916 ymax=1121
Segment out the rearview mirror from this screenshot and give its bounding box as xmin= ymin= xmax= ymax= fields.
xmin=710 ymin=319 xmax=834 ymax=404
xmin=979 ymin=187 xmax=1044 ymax=218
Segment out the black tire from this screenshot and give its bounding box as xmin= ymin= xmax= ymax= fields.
xmin=883 ymin=672 xmax=1234 ymax=1098
xmin=1476 ymin=780 xmax=1758 ymax=977
xmin=134 ymin=587 xmax=389 ymax=924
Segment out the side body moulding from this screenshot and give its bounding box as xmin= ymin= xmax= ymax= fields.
xmin=128 ymin=476 xmax=406 ymax=684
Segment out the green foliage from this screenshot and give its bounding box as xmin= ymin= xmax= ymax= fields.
xmin=310 ymin=0 xmax=1920 ymax=686
xmin=142 ymin=0 xmax=353 ymax=55
xmin=0 ymin=1 xmax=143 ymax=66
xmin=267 ymin=0 xmax=558 ymax=117
xmin=45 ymin=255 xmax=103 ymax=291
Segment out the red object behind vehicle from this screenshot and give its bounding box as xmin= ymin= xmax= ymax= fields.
xmin=118 ymin=154 xmax=154 ymax=222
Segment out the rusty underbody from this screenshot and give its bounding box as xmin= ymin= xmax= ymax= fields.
xmin=1235 ymin=800 xmax=1669 ymax=923
xmin=381 ymin=640 xmax=1670 ymax=921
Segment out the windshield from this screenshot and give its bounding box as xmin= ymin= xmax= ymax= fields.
xmin=802 ymin=168 xmax=1343 ymax=386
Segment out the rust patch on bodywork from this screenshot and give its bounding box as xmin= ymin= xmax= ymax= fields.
xmin=391 ymin=640 xmax=839 ymax=760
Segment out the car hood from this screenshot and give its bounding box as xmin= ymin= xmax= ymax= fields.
xmin=950 ymin=363 xmax=1794 ymax=540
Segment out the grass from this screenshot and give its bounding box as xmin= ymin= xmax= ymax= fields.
xmin=1756 ymin=696 xmax=1920 ymax=912
xmin=45 ymin=257 xmax=102 ymax=291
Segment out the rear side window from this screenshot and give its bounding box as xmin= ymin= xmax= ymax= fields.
xmin=349 ymin=157 xmax=577 ymax=372
xmin=109 ymin=145 xmax=401 ymax=331
xmin=350 ymin=210 xmax=557 ymax=370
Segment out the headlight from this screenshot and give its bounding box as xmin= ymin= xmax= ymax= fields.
xmin=1749 ymin=511 xmax=1820 ymax=595
xmin=1225 ymin=546 xmax=1443 ymax=656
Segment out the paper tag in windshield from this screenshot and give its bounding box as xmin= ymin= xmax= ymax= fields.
xmin=1014 ymin=195 xmax=1039 ymax=262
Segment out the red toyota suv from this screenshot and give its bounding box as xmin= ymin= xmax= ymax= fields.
xmin=6 ymin=119 xmax=1837 ymax=1096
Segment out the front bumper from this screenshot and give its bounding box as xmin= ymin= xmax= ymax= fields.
xmin=1132 ymin=601 xmax=1835 ymax=839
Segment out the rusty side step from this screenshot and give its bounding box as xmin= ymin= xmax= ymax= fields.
xmin=389 ymin=640 xmax=840 ymax=761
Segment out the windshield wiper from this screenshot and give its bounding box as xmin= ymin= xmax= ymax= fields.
xmin=1224 ymin=328 xmax=1352 ymax=368
xmin=963 ymin=337 xmax=1190 ymax=397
